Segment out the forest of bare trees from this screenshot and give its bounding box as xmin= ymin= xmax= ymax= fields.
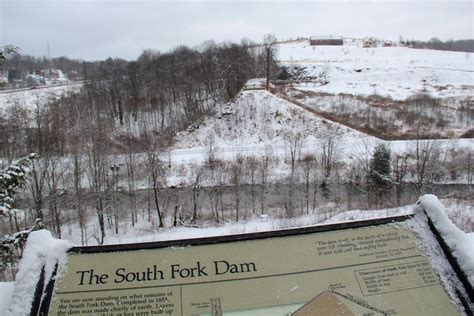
xmin=1 ymin=39 xmax=278 ymax=159
xmin=0 ymin=37 xmax=282 ymax=278
xmin=402 ymin=38 xmax=474 ymax=53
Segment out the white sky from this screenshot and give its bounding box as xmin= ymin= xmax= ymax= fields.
xmin=1 ymin=0 xmax=473 ymax=61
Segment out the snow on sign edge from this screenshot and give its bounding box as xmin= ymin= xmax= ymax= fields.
xmin=402 ymin=196 xmax=474 ymax=314
xmin=6 ymin=230 xmax=71 ymax=316
xmin=416 ymin=194 xmax=474 ymax=286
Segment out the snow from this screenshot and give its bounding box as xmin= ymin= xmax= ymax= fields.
xmin=322 ymin=205 xmax=413 ymax=224
xmin=0 ymin=83 xmax=81 ymax=116
xmin=1 ymin=38 xmax=473 ymax=314
xmin=277 ymin=39 xmax=474 ymax=100
xmin=7 ymin=230 xmax=71 ymax=316
xmin=174 ymin=89 xmax=373 ymax=150
xmin=416 ymin=194 xmax=474 ymax=286
xmin=0 ymin=282 xmax=15 ymax=313
xmin=403 ymin=204 xmax=473 ymax=314
xmin=170 ymin=88 xmax=473 ymax=186
xmin=20 ymin=87 xmax=467 ymax=190
xmin=245 ymin=78 xmax=266 ymax=86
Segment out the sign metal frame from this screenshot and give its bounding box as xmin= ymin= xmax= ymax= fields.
xmin=30 ymin=214 xmax=473 ymax=315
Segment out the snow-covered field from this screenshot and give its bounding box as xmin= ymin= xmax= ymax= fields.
xmin=277 ymin=39 xmax=474 ymax=100
xmin=0 ymin=83 xmax=81 ymax=120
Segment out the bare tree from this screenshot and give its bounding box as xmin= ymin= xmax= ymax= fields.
xmin=230 ymin=155 xmax=244 ymax=222
xmin=320 ymin=129 xmax=341 ymax=181
xmin=205 ymin=134 xmax=218 ymax=165
xmin=46 ymin=158 xmax=62 ymax=238
xmin=32 ymin=92 xmax=45 ymax=154
xmin=299 ymin=154 xmax=317 ymax=214
xmin=284 ymin=131 xmax=306 ymax=216
xmin=203 ymin=135 xmax=227 ymax=223
xmin=173 ymin=204 xmax=182 ymax=227
xmin=205 ymin=157 xmax=227 ymax=224
xmin=65 ymin=97 xmax=88 ymax=245
xmin=245 ymin=156 xmax=259 ymax=214
xmin=263 ymin=34 xmax=277 ymax=90
xmin=108 ymin=159 xmax=120 ymax=235
xmin=353 ymin=139 xmax=373 ymax=180
xmin=85 ymin=141 xmax=108 ymax=245
xmin=259 ymin=145 xmax=273 ymax=215
xmin=123 ymin=117 xmax=139 ymax=227
xmin=29 ymin=157 xmax=50 ymax=222
xmin=190 ymin=165 xmax=203 ymax=224
xmin=467 ymin=151 xmax=473 ymax=186
xmin=1 ymin=98 xmax=29 ymax=160
xmin=393 ymin=154 xmax=409 ymax=205
xmin=413 ymin=139 xmax=439 ymax=193
xmin=72 ymin=152 xmax=87 ymax=245
xmin=147 ymin=152 xmax=165 ymax=228
xmin=125 ymin=152 xmax=138 ymax=226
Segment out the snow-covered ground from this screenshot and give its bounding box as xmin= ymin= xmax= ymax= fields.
xmin=53 ymin=197 xmax=471 ymax=248
xmin=277 ymin=39 xmax=474 ymax=100
xmin=417 ymin=195 xmax=474 ymax=285
xmin=17 ymin=87 xmax=468 ymax=190
xmin=1 ymin=83 xmax=472 ymax=190
xmin=0 ymin=282 xmax=14 ymax=314
xmin=0 ymin=83 xmax=81 ymax=118
xmin=56 ymin=204 xmax=416 ymax=246
xmin=173 ymin=90 xmax=471 ymax=152
xmin=170 ymin=89 xmax=473 ymax=185
xmin=174 ymin=89 xmax=371 ymax=149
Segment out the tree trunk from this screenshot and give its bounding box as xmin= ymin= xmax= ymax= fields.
xmin=153 ymin=182 xmax=164 ymax=228
xmin=96 ymin=195 xmax=105 ymax=245
xmin=192 ymin=187 xmax=199 ymax=223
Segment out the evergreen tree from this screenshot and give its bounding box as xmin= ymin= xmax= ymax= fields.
xmin=0 ymin=45 xmax=20 ymax=64
xmin=369 ymin=144 xmax=392 ymax=205
xmin=369 ymin=144 xmax=391 ymax=184
xmin=0 ymin=154 xmax=42 ymax=280
xmin=0 ymin=153 xmax=37 ymax=217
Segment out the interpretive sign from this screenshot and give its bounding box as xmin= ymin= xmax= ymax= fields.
xmin=38 ymin=216 xmax=471 ymax=315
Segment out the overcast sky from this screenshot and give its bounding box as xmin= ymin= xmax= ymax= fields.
xmin=1 ymin=0 xmax=473 ymax=61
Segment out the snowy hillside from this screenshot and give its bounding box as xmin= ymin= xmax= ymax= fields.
xmin=0 ymin=83 xmax=81 ymax=116
xmin=174 ymin=89 xmax=371 ymax=149
xmin=276 ymin=39 xmax=473 ymax=100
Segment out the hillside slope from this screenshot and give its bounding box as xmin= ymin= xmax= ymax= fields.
xmin=174 ymin=89 xmax=373 ymax=150
xmin=277 ymin=39 xmax=473 ymax=100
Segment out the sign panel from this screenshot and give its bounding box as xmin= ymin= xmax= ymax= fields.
xmin=44 ymin=217 xmax=463 ymax=316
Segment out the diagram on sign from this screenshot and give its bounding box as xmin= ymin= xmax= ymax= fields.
xmin=292 ymin=290 xmax=389 ymax=316
xmin=197 ymin=289 xmax=391 ymax=316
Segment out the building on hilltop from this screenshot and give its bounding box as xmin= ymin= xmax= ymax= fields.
xmin=310 ymin=36 xmax=343 ymax=46
xmin=363 ymin=37 xmax=378 ymax=48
